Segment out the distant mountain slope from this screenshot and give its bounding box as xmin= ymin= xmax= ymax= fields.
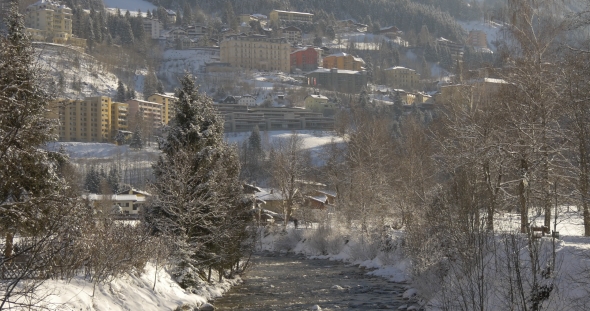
xmin=150 ymin=0 xmax=470 ymax=42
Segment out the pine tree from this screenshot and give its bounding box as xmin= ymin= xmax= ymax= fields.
xmin=129 ymin=126 xmax=144 ymax=150
xmin=145 ymin=74 xmax=251 ymax=288
xmin=84 ymin=166 xmax=102 ymax=193
xmin=116 ymin=79 xmax=126 ymax=102
xmin=143 ymin=70 xmax=157 ymax=100
xmin=119 ymin=18 xmax=135 ymax=46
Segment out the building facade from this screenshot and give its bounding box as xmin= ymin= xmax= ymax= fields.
xmin=306 ymin=68 xmax=368 ymax=93
xmin=322 ymin=52 xmax=365 ymax=71
xmin=467 ymin=30 xmax=488 ymax=49
xmin=147 ymin=93 xmax=177 ymax=125
xmin=220 ymin=34 xmax=291 ymax=72
xmin=281 ymin=26 xmax=302 ymax=45
xmin=24 ymin=0 xmax=86 ymax=48
xmin=48 ymin=96 xmax=127 ymax=142
xmin=126 ymin=99 xmax=164 ymax=128
xmin=383 ymin=66 xmax=420 ymax=91
xmin=269 ymin=10 xmax=313 ymax=23
xmin=143 ymin=19 xmax=162 ymax=39
xmin=290 ymin=46 xmax=322 ymax=72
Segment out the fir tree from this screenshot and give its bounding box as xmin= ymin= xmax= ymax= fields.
xmin=146 ymin=74 xmax=251 ymax=288
xmin=129 ymin=126 xmax=144 ymax=150
xmin=116 ymin=79 xmax=126 ymax=102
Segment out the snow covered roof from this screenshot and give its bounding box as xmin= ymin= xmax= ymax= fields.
xmin=255 ymin=188 xmax=285 ymax=201
xmin=307 ymin=94 xmax=328 ymax=100
xmin=309 ymin=68 xmax=364 ymax=75
xmin=307 ymin=195 xmax=328 ymax=203
xmin=384 ymin=66 xmax=415 ymax=72
xmin=272 ymin=10 xmax=313 ymax=16
xmin=85 ymin=194 xmax=145 ymax=202
xmin=326 ymin=52 xmax=348 ymax=57
xmin=316 ymin=189 xmax=337 ymax=197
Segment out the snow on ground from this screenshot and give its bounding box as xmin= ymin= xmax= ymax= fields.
xmin=257 ymin=207 xmax=590 ymax=310
xmin=28 ymin=263 xmax=239 ymax=311
xmin=47 ymin=142 xmax=161 ymax=159
xmin=35 ymin=43 xmax=119 ymax=99
xmin=49 ymin=131 xmax=343 ymax=161
xmin=225 ymin=130 xmax=344 ymax=165
xmin=161 ymin=49 xmax=221 ymax=87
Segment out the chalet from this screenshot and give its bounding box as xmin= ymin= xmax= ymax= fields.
xmin=86 ymin=194 xmax=147 ymax=215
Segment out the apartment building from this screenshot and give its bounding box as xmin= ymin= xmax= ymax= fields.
xmin=143 ymin=19 xmax=162 ymax=39
xmin=49 ymin=97 xmax=127 ymax=142
xmin=281 ymin=26 xmax=302 ymax=45
xmin=383 ymin=66 xmax=420 ymax=91
xmin=290 ymin=46 xmax=322 ymax=71
xmin=323 ymin=52 xmax=365 ymax=71
xmin=147 ymin=93 xmax=177 ymax=124
xmin=269 ymin=10 xmax=313 ymax=23
xmin=220 ymin=34 xmax=291 ymax=72
xmin=306 ymin=68 xmax=368 ymax=93
xmin=24 ymin=0 xmax=86 ymax=48
xmin=467 ymin=30 xmax=488 ymax=49
xmin=215 ymin=104 xmax=334 ymax=132
xmin=126 ymin=99 xmax=163 ymax=128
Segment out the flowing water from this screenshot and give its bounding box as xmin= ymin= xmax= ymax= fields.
xmin=213 ymin=252 xmax=412 ymax=310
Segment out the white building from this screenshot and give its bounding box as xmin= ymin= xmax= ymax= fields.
xmin=238 ymin=94 xmax=256 ymax=107
xmin=143 ymin=19 xmax=162 ymax=40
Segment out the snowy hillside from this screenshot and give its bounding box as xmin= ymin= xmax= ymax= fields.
xmin=161 ymin=49 xmax=221 ymax=87
xmin=35 ymin=43 xmax=119 ymax=99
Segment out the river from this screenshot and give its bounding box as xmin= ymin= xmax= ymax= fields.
xmin=213 ymin=252 xmax=412 ymax=310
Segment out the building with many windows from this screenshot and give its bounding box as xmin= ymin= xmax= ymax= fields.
xmin=24 ymin=0 xmax=86 ymax=48
xmin=147 ymin=93 xmax=177 ymax=124
xmin=306 ymin=68 xmax=368 ymax=93
xmin=48 ymin=97 xmax=128 ymax=142
xmin=269 ymin=10 xmax=313 ymax=23
xmin=281 ymin=26 xmax=302 ymax=45
xmin=383 ymin=66 xmax=420 ymax=91
xmin=322 ymin=52 xmax=365 ymax=71
xmin=126 ymin=99 xmax=164 ymax=128
xmin=220 ymin=34 xmax=291 ymax=72
xmin=290 ymin=46 xmax=322 ymax=72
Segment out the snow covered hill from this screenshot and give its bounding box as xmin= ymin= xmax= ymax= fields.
xmin=35 ymin=43 xmax=120 ymax=99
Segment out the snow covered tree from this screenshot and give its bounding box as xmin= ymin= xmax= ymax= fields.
xmin=145 ymin=74 xmax=251 ymax=288
xmin=129 ymin=126 xmax=144 ymax=150
xmin=116 ymin=79 xmax=126 ymax=102
xmin=84 ymin=166 xmax=102 ymax=193
xmin=0 ymin=5 xmax=87 ymax=307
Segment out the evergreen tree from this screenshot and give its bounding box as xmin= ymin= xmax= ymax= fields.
xmin=84 ymin=166 xmax=102 ymax=193
xmin=0 ymin=10 xmax=89 ymax=304
xmin=116 ymin=79 xmax=126 ymax=102
xmin=143 ymin=70 xmax=158 ymax=100
xmin=145 ymin=74 xmax=251 ymax=289
xmin=129 ymin=126 xmax=144 ymax=150
xmin=119 ymin=18 xmax=135 ymax=46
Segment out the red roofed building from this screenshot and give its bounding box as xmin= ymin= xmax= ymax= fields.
xmin=290 ymin=46 xmax=322 ymax=72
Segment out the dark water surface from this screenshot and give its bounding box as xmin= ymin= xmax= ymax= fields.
xmin=213 ymin=252 xmax=410 ymax=310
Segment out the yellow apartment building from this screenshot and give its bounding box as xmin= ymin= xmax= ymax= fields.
xmin=48 ymin=97 xmax=107 ymax=142
xmin=269 ymin=10 xmax=313 ymax=23
xmin=24 ymin=0 xmax=86 ymax=48
xmin=110 ymin=102 xmax=129 ymax=137
xmin=383 ymin=66 xmax=420 ymax=91
xmin=220 ymin=34 xmax=291 ymax=73
xmin=322 ymin=53 xmax=365 ymax=71
xmin=147 ymin=93 xmax=177 ymax=124
xmin=126 ymin=99 xmax=164 ymax=128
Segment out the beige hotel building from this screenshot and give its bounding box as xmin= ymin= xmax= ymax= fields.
xmin=220 ymin=34 xmax=291 ymax=73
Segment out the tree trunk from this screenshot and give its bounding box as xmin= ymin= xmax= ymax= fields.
xmin=4 ymin=232 xmax=13 ymax=262
xmin=520 ymin=158 xmax=529 ymax=234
